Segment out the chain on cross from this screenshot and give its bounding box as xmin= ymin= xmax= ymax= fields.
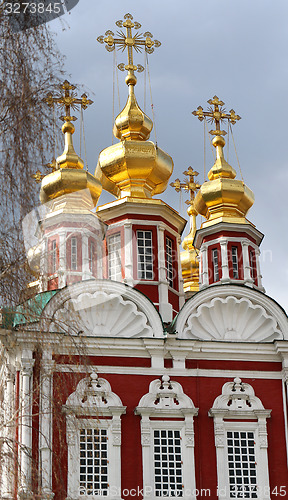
xmin=170 ymin=167 xmax=201 ymax=209
xmin=97 ymin=13 xmax=161 ymax=74
xmin=192 ymin=95 xmax=241 ymax=136
xmin=44 ymin=80 xmax=93 ymax=122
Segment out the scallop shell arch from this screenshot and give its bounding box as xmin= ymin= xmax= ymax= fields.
xmin=41 ymin=280 xmax=164 ymax=338
xmin=179 ymin=295 xmax=282 ymax=342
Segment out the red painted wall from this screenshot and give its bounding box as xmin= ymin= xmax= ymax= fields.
xmin=50 ymin=364 xmax=288 ymax=500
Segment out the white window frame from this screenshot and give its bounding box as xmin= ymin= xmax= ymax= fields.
xmin=71 ymin=236 xmax=78 ymax=271
xmin=108 ymin=233 xmax=122 ymax=281
xmin=137 ymin=230 xmax=153 ymax=280
xmin=64 ymin=373 xmax=126 ymax=500
xmin=209 ymin=378 xmax=271 ymax=500
xmin=135 ymin=376 xmax=198 ymax=500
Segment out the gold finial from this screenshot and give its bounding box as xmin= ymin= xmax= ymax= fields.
xmin=46 ymin=158 xmax=57 ymax=172
xmin=192 ymin=95 xmax=241 ymax=136
xmin=171 ymin=168 xmax=201 ymax=295
xmin=44 ymin=80 xmax=93 ymax=170
xmin=32 ymin=170 xmax=45 ymax=184
xmin=192 ymin=97 xmax=254 ymax=227
xmin=170 ymin=167 xmax=201 ymax=207
xmin=97 ymin=13 xmax=161 ymax=86
xmin=45 ymin=80 xmax=93 ymax=122
xmin=40 ymin=81 xmax=102 ymax=206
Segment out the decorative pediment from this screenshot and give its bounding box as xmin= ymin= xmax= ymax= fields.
xmin=136 ymin=375 xmax=198 ymax=416
xmin=41 ymin=279 xmax=164 ymax=338
xmin=176 ymin=285 xmax=288 ymax=342
xmin=64 ymin=372 xmax=125 ymax=416
xmin=209 ymin=377 xmax=271 ymax=421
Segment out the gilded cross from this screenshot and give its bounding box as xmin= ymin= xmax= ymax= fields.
xmin=44 ymin=80 xmax=93 ymax=122
xmin=97 ymin=13 xmax=161 ymax=74
xmin=170 ymin=167 xmax=201 ymax=208
xmin=192 ymin=95 xmax=241 ymax=136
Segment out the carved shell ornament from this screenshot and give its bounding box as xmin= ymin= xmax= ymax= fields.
xmin=181 ymin=295 xmax=281 ymax=342
xmin=51 ymin=290 xmax=153 ymax=337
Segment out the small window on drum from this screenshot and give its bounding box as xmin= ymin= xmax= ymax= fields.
xmin=249 ymin=250 xmax=256 ymax=282
xmin=89 ymin=241 xmax=95 ymax=274
xmin=51 ymin=239 xmax=57 ymax=274
xmin=231 ymin=246 xmax=239 ymax=279
xmin=166 ymin=237 xmax=174 ymax=288
xmin=137 ymin=230 xmax=153 ymax=280
xmin=71 ymin=237 xmax=77 ymax=271
xmin=212 ymin=248 xmax=219 ymax=282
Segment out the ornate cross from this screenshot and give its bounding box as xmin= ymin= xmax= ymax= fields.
xmin=44 ymin=80 xmax=93 ymax=122
xmin=97 ymin=13 xmax=161 ymax=74
xmin=170 ymin=167 xmax=201 ymax=208
xmin=192 ymin=95 xmax=241 ymax=136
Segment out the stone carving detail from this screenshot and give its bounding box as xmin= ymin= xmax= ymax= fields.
xmin=180 ymin=295 xmax=281 ymax=342
xmin=51 ymin=290 xmax=154 ymax=338
xmin=64 ymin=372 xmax=124 ymax=414
xmin=137 ymin=375 xmax=197 ymax=412
xmin=214 ymin=422 xmax=225 ymax=448
xmin=211 ymin=377 xmax=265 ymax=413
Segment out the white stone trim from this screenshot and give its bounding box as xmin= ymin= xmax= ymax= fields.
xmin=39 ymin=353 xmax=55 ymax=499
xmin=41 ymin=280 xmax=164 ymax=338
xmin=135 ymin=376 xmax=198 ymax=500
xmin=209 ymin=378 xmax=271 ymax=500
xmin=176 ymin=285 xmax=288 ymax=341
xmin=19 ymin=352 xmax=35 ymax=498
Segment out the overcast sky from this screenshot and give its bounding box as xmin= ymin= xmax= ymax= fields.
xmin=47 ymin=0 xmax=288 ymax=311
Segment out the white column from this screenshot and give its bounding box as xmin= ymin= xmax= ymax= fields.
xmin=157 ymin=224 xmax=172 ymax=323
xmin=255 ymin=248 xmax=265 ymax=291
xmin=242 ymin=241 xmax=253 ymax=285
xmin=123 ymin=223 xmax=133 ymax=286
xmin=39 ymin=354 xmax=55 ymax=500
xmin=1 ymin=363 xmax=15 ymax=499
xmin=19 ymin=354 xmax=35 ymax=499
xmin=58 ymin=231 xmax=67 ymax=288
xmin=177 ymin=236 xmax=185 ymax=308
xmin=81 ymin=234 xmax=90 ymax=280
xmin=220 ymin=240 xmax=230 ymax=282
xmin=200 ymin=244 xmax=209 ymax=288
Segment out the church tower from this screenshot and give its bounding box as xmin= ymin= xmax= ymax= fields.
xmin=192 ymin=96 xmax=264 ymax=291
xmin=95 ymin=14 xmax=186 ymax=322
xmin=1 ymin=13 xmax=288 ymax=500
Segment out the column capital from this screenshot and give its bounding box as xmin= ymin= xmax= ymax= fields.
xmin=21 ymin=358 xmax=35 ymax=377
xmin=40 ymin=359 xmax=55 ymax=376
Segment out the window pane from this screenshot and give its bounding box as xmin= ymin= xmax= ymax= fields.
xmin=79 ymin=428 xmax=108 ymax=496
xmin=212 ymin=248 xmax=219 ymax=282
xmin=108 ymin=233 xmax=122 ymax=281
xmin=154 ymin=429 xmax=183 ymax=497
xmin=137 ymin=230 xmax=154 ymax=280
xmin=231 ymin=246 xmax=239 ymax=279
xmin=166 ymin=237 xmax=174 ymax=288
xmin=227 ymin=430 xmax=257 ymax=498
xmin=71 ymin=237 xmax=77 ymax=271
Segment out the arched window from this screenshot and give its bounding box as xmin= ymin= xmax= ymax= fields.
xmin=63 ymin=373 xmax=126 ymax=499
xmin=209 ymin=378 xmax=271 ymax=499
xmin=135 ymin=376 xmax=198 ymax=500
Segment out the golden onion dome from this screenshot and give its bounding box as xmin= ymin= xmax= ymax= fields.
xmin=195 ymin=135 xmax=254 ymax=227
xmin=95 ymin=72 xmax=173 ymax=199
xmin=181 ymin=202 xmax=199 ymax=294
xmin=40 ymin=119 xmax=102 ymax=207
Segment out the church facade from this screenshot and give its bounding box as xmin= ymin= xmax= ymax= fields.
xmin=1 ymin=13 xmax=288 ymax=500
